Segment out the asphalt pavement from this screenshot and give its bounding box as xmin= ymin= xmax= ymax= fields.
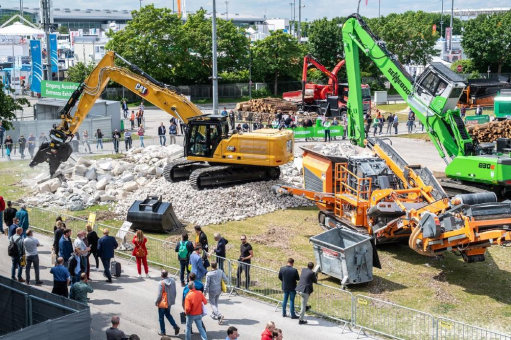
xmin=0 ymin=232 xmax=372 ymax=340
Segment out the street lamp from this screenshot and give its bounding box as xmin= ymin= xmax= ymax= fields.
xmin=139 ymin=0 xmax=143 ymax=9
xmin=245 ymin=32 xmax=252 ymax=99
xmin=289 ymin=3 xmax=293 ymax=35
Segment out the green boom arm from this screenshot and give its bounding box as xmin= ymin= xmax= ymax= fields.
xmin=342 ymin=14 xmax=474 ymax=162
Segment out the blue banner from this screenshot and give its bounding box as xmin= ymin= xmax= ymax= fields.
xmin=49 ymin=34 xmax=58 ymax=72
xmin=30 ymin=40 xmax=43 ymax=93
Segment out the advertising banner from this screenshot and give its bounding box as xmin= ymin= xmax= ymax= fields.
xmin=49 ymin=34 xmax=58 ymax=72
xmin=30 ymin=40 xmax=43 ymax=93
xmin=285 ymin=126 xmax=345 ymax=139
xmin=41 ymin=80 xmax=80 ymax=99
xmin=465 ymin=115 xmax=490 ymax=125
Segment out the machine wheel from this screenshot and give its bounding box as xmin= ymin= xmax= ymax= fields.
xmin=266 ymin=167 xmax=281 ymax=180
xmin=462 ymin=252 xmax=486 ymax=263
xmin=318 ymin=211 xmax=327 ymax=229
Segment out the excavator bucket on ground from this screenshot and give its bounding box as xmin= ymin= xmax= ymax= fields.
xmin=127 ymin=196 xmax=183 ymax=233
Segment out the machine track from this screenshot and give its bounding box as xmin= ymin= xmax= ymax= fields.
xmin=439 ymin=179 xmax=490 ymax=197
xmin=163 ymin=159 xmax=209 ymax=182
xmin=189 ymin=165 xmax=281 ymax=190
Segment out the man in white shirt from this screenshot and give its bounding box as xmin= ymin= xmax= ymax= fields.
xmin=24 ymin=229 xmax=43 ymax=285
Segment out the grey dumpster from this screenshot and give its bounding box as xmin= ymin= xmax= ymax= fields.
xmin=310 ymin=227 xmax=374 ymax=286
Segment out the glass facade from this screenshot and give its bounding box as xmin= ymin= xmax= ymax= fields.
xmin=60 ymin=22 xmax=101 ymax=29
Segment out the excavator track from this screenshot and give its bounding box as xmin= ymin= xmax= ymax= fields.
xmin=189 ymin=165 xmax=281 ymax=190
xmin=439 ymin=179 xmax=490 ymax=197
xmin=163 ymin=159 xmax=209 ymax=182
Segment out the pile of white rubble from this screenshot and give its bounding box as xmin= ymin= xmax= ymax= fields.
xmin=23 ymin=144 xmax=311 ymax=226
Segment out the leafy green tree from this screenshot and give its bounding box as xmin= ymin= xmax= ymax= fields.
xmin=252 ymin=30 xmax=304 ymax=95
xmin=462 ymin=12 xmax=511 ymax=74
xmin=66 ymin=62 xmax=96 ymax=83
xmin=374 ymin=11 xmax=439 ymax=65
xmin=307 ymin=17 xmax=344 ymax=70
xmin=0 ymin=83 xmax=29 ymax=130
xmin=57 ymin=25 xmax=69 ymax=34
xmin=106 ymin=5 xmax=185 ymax=85
xmin=181 ymin=9 xmax=249 ymax=84
xmin=450 ymin=59 xmax=478 ymax=74
xmin=430 ymin=14 xmax=463 ymax=36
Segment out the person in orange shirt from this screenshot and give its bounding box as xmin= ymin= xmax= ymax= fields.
xmin=130 ymin=111 xmax=135 ymax=130
xmin=184 ymin=281 xmax=208 ymax=340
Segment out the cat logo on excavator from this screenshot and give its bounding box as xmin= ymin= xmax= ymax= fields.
xmin=135 ymin=83 xmax=148 ymax=96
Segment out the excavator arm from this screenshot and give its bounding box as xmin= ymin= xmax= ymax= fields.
xmin=29 ymin=51 xmax=203 ymax=175
xmin=301 ymin=54 xmax=345 ymax=104
xmin=342 ymin=14 xmax=472 ymax=160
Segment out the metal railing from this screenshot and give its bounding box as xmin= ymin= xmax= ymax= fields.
xmin=354 ymin=295 xmax=435 ymax=340
xmin=436 ymin=318 xmax=511 ymax=340
xmin=21 ymin=204 xmax=511 ymax=340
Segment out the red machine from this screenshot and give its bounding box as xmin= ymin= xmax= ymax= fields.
xmin=283 ymin=54 xmax=372 ymax=116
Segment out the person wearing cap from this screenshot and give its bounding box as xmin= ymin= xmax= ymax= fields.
xmin=18 ymin=135 xmax=26 ymax=159
xmin=97 ymin=228 xmax=118 ymax=283
xmin=15 ymin=204 xmax=29 ymax=238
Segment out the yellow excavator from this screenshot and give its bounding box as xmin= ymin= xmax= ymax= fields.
xmin=29 ymin=51 xmax=294 ymax=190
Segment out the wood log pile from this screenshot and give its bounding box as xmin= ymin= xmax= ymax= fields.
xmin=467 ymin=120 xmax=511 ymax=143
xmin=235 ymin=98 xmax=298 ymax=114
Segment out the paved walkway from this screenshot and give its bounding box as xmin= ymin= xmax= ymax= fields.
xmin=0 ymin=232 xmax=371 ymax=340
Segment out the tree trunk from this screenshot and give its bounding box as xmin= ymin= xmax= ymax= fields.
xmin=274 ymin=71 xmax=279 ymax=96
xmin=498 ymin=63 xmax=502 ymax=75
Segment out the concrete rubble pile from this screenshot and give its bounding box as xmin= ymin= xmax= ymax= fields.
xmin=22 ymin=145 xmax=183 ymax=211
xmin=23 ymin=145 xmax=311 ymax=225
xmin=313 ymin=143 xmax=372 ymax=158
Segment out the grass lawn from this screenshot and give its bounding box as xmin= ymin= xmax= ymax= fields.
xmin=4 ymin=154 xmax=510 ymax=334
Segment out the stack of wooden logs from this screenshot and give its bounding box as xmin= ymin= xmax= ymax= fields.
xmin=235 ymin=98 xmax=298 ymax=114
xmin=467 ymin=120 xmax=511 ymax=143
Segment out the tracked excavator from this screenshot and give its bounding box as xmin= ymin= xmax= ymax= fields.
xmin=29 ymin=51 xmax=294 ymax=190
xmin=272 ymin=15 xmax=511 ymax=277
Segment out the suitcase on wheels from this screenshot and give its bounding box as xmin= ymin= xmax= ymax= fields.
xmin=111 ymin=260 xmax=121 ymax=277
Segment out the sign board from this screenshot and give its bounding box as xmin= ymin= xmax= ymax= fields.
xmin=49 ymin=34 xmax=58 ymax=72
xmin=41 ymin=80 xmax=80 ymax=99
xmin=465 ymin=115 xmax=490 ymax=125
xmin=88 ymin=213 xmax=96 ymax=229
xmin=285 ymin=125 xmax=344 ymax=139
xmin=30 ymin=40 xmax=43 ymax=93
xmin=457 ymin=64 xmax=462 ymax=72
xmin=115 ymin=221 xmax=133 ymax=241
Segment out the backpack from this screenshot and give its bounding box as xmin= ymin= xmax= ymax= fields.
xmin=8 ymin=240 xmax=19 ymax=257
xmin=178 ymin=241 xmax=188 ymax=260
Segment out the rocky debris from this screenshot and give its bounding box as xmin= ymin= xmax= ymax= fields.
xmin=113 ymin=178 xmax=312 ymax=226
xmin=23 ymin=143 xmax=312 ymax=225
xmin=25 ymin=144 xmax=184 ymax=210
xmin=312 ymin=143 xmax=371 ymax=158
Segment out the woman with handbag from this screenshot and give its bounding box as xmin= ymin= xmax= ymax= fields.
xmin=132 ymin=230 xmax=149 ymax=278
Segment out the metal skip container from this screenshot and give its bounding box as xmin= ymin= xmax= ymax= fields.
xmin=310 ymin=227 xmax=374 ymax=286
xmin=127 ymin=196 xmax=183 ymax=232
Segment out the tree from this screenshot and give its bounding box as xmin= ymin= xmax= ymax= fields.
xmin=307 ymin=17 xmax=344 ymax=70
xmin=181 ymin=9 xmax=249 ymax=84
xmin=106 ymin=5 xmax=186 ymax=85
xmin=430 ymin=14 xmax=463 ymax=36
xmin=450 ymin=59 xmax=478 ymax=74
xmin=0 ymin=83 xmax=29 ymax=131
xmin=462 ymin=12 xmax=511 ymax=74
xmin=374 ymin=11 xmax=439 ymax=66
xmin=252 ymin=30 xmax=304 ymax=95
xmin=66 ymin=62 xmax=95 ymax=83
xmin=57 ymin=25 xmax=69 ymax=34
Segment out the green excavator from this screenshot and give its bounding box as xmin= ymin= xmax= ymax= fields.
xmin=342 ymin=14 xmax=511 ymax=196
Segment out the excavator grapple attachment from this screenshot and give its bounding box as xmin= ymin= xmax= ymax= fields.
xmin=127 ymin=196 xmax=183 ymax=233
xmin=29 ymin=128 xmax=74 ymax=177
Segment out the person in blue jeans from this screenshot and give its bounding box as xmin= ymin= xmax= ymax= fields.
xmin=155 ymin=270 xmax=180 ymax=336
xmin=278 ymin=258 xmax=300 ymax=319
xmin=97 ymin=228 xmax=118 ymax=283
xmin=10 ymin=227 xmax=25 ymax=282
xmin=175 ymin=233 xmax=194 ymax=286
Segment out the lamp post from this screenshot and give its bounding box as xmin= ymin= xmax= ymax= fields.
xmin=487 ymin=66 xmax=491 ymax=79
xmin=298 ymin=0 xmax=302 ymax=42
xmin=289 ymin=3 xmax=293 ymax=35
xmin=440 ymin=0 xmax=444 ymax=38
xmin=212 ymin=0 xmax=218 ymax=114
xmin=139 ymin=0 xmax=143 ymax=9
xmin=449 ymin=0 xmax=453 ymax=52
xmin=245 ymin=33 xmax=252 ymax=99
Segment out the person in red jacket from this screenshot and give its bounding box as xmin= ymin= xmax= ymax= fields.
xmin=261 ymin=321 xmax=275 ymax=340
xmin=132 ymin=230 xmax=149 ymax=278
